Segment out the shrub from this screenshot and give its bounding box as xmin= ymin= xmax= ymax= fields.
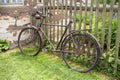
xmin=76 ymin=13 xmax=118 ymax=49
xmin=0 ymin=40 xmax=10 ymax=52
xmin=76 ymin=13 xmax=90 ymax=25
xmin=75 ymin=12 xmax=118 ymax=50
xmin=93 ymin=15 xmax=118 ymax=49
xmin=100 ymin=0 xmax=119 ymax=4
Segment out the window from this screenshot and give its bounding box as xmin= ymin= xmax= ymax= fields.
xmin=0 ymin=0 xmax=23 ymax=4
xmin=12 ymin=0 xmax=22 ymax=3
xmin=37 ymin=0 xmax=43 ymax=3
xmin=37 ymin=0 xmax=41 ymax=2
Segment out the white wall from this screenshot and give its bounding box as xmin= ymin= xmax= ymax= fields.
xmin=0 ymin=15 xmax=30 ymax=48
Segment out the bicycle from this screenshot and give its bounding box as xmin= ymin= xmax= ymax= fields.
xmin=18 ymin=9 xmax=101 ymax=72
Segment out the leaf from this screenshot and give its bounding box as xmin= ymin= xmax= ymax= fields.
xmin=108 ymin=57 xmax=114 ymax=63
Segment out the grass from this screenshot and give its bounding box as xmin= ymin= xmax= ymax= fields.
xmin=0 ymin=49 xmax=117 ymax=80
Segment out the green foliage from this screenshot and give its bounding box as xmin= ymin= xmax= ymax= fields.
xmin=75 ymin=12 xmax=119 ymax=78
xmin=76 ymin=13 xmax=90 ymax=25
xmin=100 ymin=0 xmax=119 ymax=4
xmin=76 ymin=13 xmax=118 ymax=49
xmin=100 ymin=0 xmax=111 ymax=4
xmin=96 ymin=48 xmax=120 ymax=78
xmin=44 ymin=40 xmax=52 ymax=50
xmin=91 ymin=14 xmax=119 ymax=77
xmin=0 ymin=49 xmax=117 ymax=80
xmin=0 ymin=40 xmax=10 ymax=52
xmin=102 ymin=47 xmax=115 ymax=64
xmin=95 ymin=46 xmax=120 ymax=78
xmin=76 ymin=13 xmax=81 ymax=22
xmin=91 ymin=14 xmax=118 ymax=49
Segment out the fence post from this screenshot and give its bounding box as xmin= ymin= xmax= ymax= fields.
xmin=94 ymin=0 xmax=100 ymax=38
xmin=114 ymin=0 xmax=120 ymax=73
xmin=101 ymin=0 xmax=107 ymax=53
xmin=107 ymin=0 xmax=115 ymax=53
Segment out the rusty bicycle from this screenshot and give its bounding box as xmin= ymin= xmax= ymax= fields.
xmin=18 ymin=9 xmax=101 ymax=72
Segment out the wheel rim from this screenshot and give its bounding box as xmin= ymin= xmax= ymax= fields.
xmin=18 ymin=28 xmax=41 ymax=56
xmin=62 ymin=33 xmax=100 ymax=72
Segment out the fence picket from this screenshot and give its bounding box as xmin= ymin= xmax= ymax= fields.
xmin=89 ymin=0 xmax=94 ymax=32
xmin=56 ymin=1 xmax=59 ymax=42
xmin=83 ymin=0 xmax=88 ymax=30
xmin=94 ymin=0 xmax=100 ymax=38
xmin=101 ymin=0 xmax=107 ymax=53
xmin=115 ymin=0 xmax=120 ymax=72
xmin=107 ymin=0 xmax=115 ymax=51
xmin=78 ymin=0 xmax=82 ymax=29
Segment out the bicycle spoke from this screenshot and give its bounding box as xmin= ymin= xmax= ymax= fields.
xmin=62 ymin=33 xmax=100 ymax=72
xmin=18 ymin=27 xmax=42 ymax=56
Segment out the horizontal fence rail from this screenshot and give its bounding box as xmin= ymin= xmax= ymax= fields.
xmin=46 ymin=5 xmax=118 ymax=12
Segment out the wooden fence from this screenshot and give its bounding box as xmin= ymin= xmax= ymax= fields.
xmin=38 ymin=0 xmax=120 ymax=72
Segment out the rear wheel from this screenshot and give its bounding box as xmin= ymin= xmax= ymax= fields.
xmin=18 ymin=27 xmax=42 ymax=56
xmin=61 ymin=32 xmax=100 ymax=72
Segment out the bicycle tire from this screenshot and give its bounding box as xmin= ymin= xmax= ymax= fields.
xmin=61 ymin=32 xmax=100 ymax=72
xmin=18 ymin=27 xmax=42 ymax=56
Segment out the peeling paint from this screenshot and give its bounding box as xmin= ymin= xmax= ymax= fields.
xmin=0 ymin=14 xmax=31 ymax=48
xmin=0 ymin=0 xmax=39 ymax=49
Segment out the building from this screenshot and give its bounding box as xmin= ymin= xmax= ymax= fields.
xmin=0 ymin=0 xmax=40 ymax=48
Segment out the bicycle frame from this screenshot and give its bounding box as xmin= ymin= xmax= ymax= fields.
xmin=38 ymin=21 xmax=73 ymax=51
xmin=33 ymin=10 xmax=89 ymax=52
xmin=18 ymin=9 xmax=101 ymax=73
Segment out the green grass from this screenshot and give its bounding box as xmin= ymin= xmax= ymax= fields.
xmin=0 ymin=49 xmax=116 ymax=80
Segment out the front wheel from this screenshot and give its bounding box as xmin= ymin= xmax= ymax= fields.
xmin=18 ymin=27 xmax=42 ymax=56
xmin=61 ymin=32 xmax=100 ymax=72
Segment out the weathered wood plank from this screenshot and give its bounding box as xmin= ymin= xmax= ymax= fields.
xmin=65 ymin=0 xmax=68 ymax=26
xmin=56 ymin=1 xmax=59 ymax=42
xmin=94 ymin=0 xmax=100 ymax=37
xmin=43 ymin=1 xmax=47 ymax=37
xmin=51 ymin=0 xmax=55 ymax=42
xmin=60 ymin=0 xmax=64 ymax=37
xmin=117 ymin=59 xmax=120 ymax=65
xmin=115 ymin=0 xmax=120 ymax=72
xmin=89 ymin=0 xmax=94 ymax=32
xmin=49 ymin=0 xmax=52 ymax=41
xmin=78 ymin=0 xmax=82 ymax=29
xmin=101 ymin=0 xmax=107 ymax=53
xmin=73 ymin=0 xmax=77 ymax=30
xmin=45 ymin=1 xmax=49 ymax=37
xmin=107 ymin=0 xmax=115 ymax=51
xmin=69 ymin=0 xmax=72 ymax=31
xmin=83 ymin=0 xmax=88 ymax=29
